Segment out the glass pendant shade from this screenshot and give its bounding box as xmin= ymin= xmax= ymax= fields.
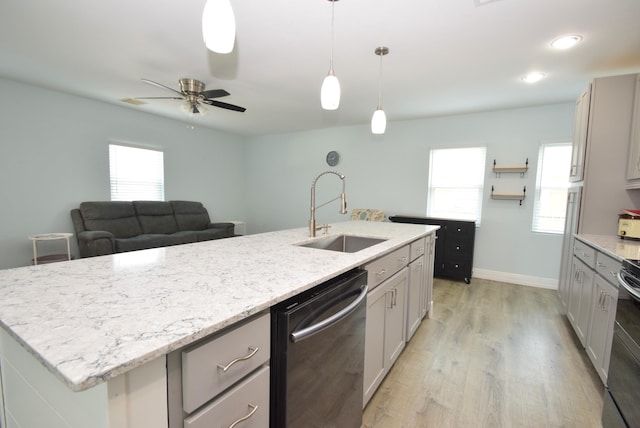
xmin=371 ymin=106 xmax=386 ymax=134
xmin=202 ymin=0 xmax=236 ymax=54
xmin=321 ymin=70 xmax=341 ymax=110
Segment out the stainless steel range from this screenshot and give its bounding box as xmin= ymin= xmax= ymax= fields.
xmin=603 ymin=259 xmax=640 ymax=427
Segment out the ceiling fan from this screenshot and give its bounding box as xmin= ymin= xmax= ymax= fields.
xmin=136 ymin=78 xmax=246 ymax=114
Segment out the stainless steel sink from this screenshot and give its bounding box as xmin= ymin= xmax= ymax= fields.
xmin=296 ymin=234 xmax=387 ymax=253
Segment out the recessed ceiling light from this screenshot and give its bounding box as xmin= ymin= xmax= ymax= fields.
xmin=551 ymin=35 xmax=583 ymax=50
xmin=522 ymin=72 xmax=546 ymax=83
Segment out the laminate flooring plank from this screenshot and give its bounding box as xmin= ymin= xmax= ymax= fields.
xmin=362 ymin=278 xmax=604 ymax=428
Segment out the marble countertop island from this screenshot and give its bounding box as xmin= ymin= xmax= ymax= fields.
xmin=0 ymin=221 xmax=437 ymax=392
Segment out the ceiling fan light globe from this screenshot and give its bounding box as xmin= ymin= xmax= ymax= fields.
xmin=321 ymin=73 xmax=340 ymax=110
xmin=202 ymin=0 xmax=236 ymax=54
xmin=371 ymin=107 xmax=386 ymax=134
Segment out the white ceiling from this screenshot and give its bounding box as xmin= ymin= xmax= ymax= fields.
xmin=1 ymin=0 xmax=640 ymax=136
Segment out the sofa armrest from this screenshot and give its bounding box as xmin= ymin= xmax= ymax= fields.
xmin=207 ymin=222 xmax=236 ymax=236
xmin=76 ymin=230 xmax=116 ymax=258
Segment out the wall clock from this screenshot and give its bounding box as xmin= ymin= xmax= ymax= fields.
xmin=326 ymin=151 xmax=340 ymax=166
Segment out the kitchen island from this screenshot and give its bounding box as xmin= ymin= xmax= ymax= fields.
xmin=0 ymin=221 xmax=437 ymax=428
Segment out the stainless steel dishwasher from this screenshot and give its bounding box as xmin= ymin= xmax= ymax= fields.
xmin=271 ymin=268 xmax=368 ymax=428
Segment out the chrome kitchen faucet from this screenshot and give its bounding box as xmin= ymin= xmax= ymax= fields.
xmin=309 ymin=170 xmax=347 ymax=237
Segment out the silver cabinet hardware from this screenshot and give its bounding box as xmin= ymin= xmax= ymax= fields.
xmin=217 ymin=347 xmax=259 ymax=372
xmin=228 ymin=403 xmax=258 ymax=428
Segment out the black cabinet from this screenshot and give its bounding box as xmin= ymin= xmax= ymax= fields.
xmin=389 ymin=216 xmax=475 ymax=284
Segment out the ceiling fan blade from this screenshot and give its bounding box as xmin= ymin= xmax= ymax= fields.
xmin=201 ymin=89 xmax=230 ymax=99
xmin=202 ymin=99 xmax=247 ymax=112
xmin=141 ymin=79 xmax=184 ymax=97
xmin=135 ymin=96 xmax=184 ymax=100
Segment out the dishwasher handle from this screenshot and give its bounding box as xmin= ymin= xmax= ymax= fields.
xmin=618 ymin=270 xmax=640 ymax=302
xmin=290 ymin=285 xmax=368 ymax=343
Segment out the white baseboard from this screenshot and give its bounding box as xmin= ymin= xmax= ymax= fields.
xmin=471 ymin=268 xmax=558 ymax=290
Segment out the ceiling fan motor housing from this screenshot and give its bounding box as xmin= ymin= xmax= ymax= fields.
xmin=179 ymin=78 xmax=206 ymax=94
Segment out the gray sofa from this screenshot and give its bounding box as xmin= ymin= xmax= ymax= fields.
xmin=70 ymin=201 xmax=235 ymax=258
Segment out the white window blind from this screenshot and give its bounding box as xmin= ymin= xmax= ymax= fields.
xmin=427 ymin=147 xmax=486 ymax=223
xmin=109 ymin=144 xmax=164 ymax=201
xmin=532 ymin=142 xmax=572 ymax=234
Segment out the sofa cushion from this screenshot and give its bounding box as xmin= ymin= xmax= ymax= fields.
xmin=80 ymin=202 xmax=142 ymax=239
xmin=133 ymin=201 xmax=179 ymax=235
xmin=170 ymin=201 xmax=211 ymax=231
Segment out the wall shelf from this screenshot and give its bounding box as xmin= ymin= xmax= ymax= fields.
xmin=493 ymin=158 xmax=528 ymax=177
xmin=491 ymin=185 xmax=526 ymax=205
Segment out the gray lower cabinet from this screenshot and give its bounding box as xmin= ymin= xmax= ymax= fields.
xmin=363 ymin=234 xmax=437 ymax=407
xmin=566 ymin=237 xmax=622 ymax=385
xmin=586 ymin=276 xmax=618 ymax=384
xmin=586 ymin=252 xmax=620 ymax=384
xmin=184 ymin=366 xmax=269 ymax=428
xmin=363 ymin=268 xmax=408 ymax=407
xmin=168 ymin=312 xmax=271 ymax=428
xmin=568 ymin=250 xmax=595 ymax=347
xmin=406 ymin=237 xmax=426 ymax=340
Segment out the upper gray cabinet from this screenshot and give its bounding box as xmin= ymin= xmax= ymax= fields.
xmin=626 ymin=74 xmax=640 ymax=185
xmin=570 ymin=84 xmax=592 ymax=182
xmin=567 ymin=74 xmax=640 ymax=236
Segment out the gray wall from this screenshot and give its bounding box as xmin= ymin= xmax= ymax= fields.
xmin=0 ymin=76 xmax=576 ymax=287
xmin=245 ymin=103 xmax=575 ymax=286
xmin=0 ymin=78 xmax=246 ymax=269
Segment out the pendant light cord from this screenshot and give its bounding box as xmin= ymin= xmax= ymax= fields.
xmin=377 ymin=52 xmax=383 ymax=108
xmin=329 ymin=0 xmax=335 ymax=71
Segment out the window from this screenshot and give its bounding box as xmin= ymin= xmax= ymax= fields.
xmin=427 ymin=147 xmax=486 ymax=222
xmin=532 ymin=142 xmax=572 ymax=233
xmin=109 ymin=143 xmax=164 ymax=201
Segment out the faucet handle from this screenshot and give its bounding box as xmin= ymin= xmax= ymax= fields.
xmin=317 ymin=224 xmax=331 ymax=235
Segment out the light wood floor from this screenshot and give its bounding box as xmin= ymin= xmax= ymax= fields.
xmin=362 ymin=278 xmax=604 ymax=428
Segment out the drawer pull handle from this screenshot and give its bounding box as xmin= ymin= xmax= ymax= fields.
xmin=217 ymin=347 xmax=259 ymax=372
xmin=376 ymin=268 xmax=387 ymax=277
xmin=228 ymin=403 xmax=258 ymax=428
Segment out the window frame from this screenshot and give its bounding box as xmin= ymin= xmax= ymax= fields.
xmin=108 ymin=142 xmax=165 ymax=202
xmin=426 ymin=146 xmax=487 ymax=224
xmin=531 ymin=140 xmax=572 ymax=234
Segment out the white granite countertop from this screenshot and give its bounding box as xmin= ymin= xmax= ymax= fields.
xmin=576 ymin=233 xmax=640 ymax=261
xmin=0 ymin=221 xmax=437 ymax=392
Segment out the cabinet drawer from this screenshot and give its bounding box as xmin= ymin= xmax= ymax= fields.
xmin=182 ymin=313 xmax=270 ymax=414
xmin=410 ymin=237 xmax=426 ymax=261
xmin=574 ymin=239 xmax=596 ymax=269
xmin=596 ymin=252 xmax=622 ymax=286
xmin=443 ymin=259 xmax=471 ymax=274
xmin=446 ymin=222 xmax=474 ymax=239
xmin=184 ymin=366 xmax=270 ymax=428
xmin=445 ymin=239 xmax=473 ymax=257
xmin=365 ymin=245 xmax=410 ymax=290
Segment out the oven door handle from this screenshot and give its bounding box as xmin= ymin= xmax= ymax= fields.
xmin=290 ymin=285 xmax=368 ymax=343
xmin=618 ymin=270 xmax=640 ymax=301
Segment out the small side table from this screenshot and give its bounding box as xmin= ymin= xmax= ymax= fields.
xmin=28 ymin=233 xmax=73 ymax=265
xmin=230 ymin=221 xmax=246 ymax=235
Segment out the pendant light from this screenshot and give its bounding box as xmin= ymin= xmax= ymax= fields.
xmin=321 ymin=0 xmax=340 ymax=110
xmin=371 ymin=46 xmax=389 ymax=134
xmin=202 ymin=0 xmax=236 ymax=54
